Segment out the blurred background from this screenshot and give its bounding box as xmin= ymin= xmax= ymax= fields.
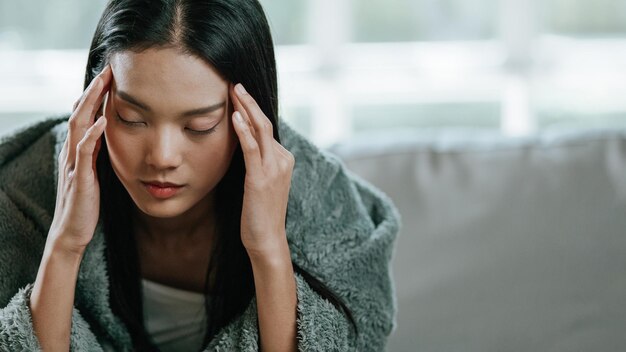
xmin=1 ymin=0 xmax=626 ymax=147
xmin=3 ymin=2 xmax=626 ymax=351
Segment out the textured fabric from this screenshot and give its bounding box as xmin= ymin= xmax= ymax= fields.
xmin=141 ymin=279 xmax=207 ymax=352
xmin=330 ymin=127 xmax=626 ymax=352
xmin=0 ymin=114 xmax=401 ymax=351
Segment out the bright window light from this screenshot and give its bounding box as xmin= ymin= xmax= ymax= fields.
xmin=1 ymin=0 xmax=626 ymax=147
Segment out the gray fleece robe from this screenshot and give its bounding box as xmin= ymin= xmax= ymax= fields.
xmin=0 ymin=115 xmax=401 ymax=351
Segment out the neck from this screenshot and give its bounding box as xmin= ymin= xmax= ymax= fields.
xmin=132 ymin=192 xmax=216 ymax=249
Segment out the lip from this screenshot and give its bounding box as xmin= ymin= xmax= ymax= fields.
xmin=143 ymin=180 xmax=184 ymax=187
xmin=142 ymin=181 xmax=185 ymax=199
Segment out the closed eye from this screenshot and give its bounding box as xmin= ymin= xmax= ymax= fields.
xmin=186 ymin=125 xmax=219 ymax=135
xmin=116 ymin=113 xmax=145 ymax=126
xmin=116 ymin=113 xmax=219 ymax=135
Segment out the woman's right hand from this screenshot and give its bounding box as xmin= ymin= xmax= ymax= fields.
xmin=48 ymin=65 xmax=112 ymax=256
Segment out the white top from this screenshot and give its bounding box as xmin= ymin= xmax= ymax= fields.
xmin=141 ymin=278 xmax=209 ymax=352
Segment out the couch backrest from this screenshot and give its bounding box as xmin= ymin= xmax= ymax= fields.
xmin=328 ymin=128 xmax=626 ymax=352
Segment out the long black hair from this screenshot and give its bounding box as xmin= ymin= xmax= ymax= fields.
xmin=86 ymin=0 xmax=357 ymax=350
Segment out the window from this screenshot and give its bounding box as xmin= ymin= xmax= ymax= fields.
xmin=1 ymin=0 xmax=625 ymax=146
xmin=0 ymin=0 xmax=106 ymax=49
xmin=353 ymin=0 xmax=497 ymax=42
xmin=546 ymin=0 xmax=626 ymax=35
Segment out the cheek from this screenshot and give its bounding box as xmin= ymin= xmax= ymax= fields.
xmin=223 ymin=113 xmax=238 ymax=148
xmin=222 ymin=119 xmax=239 ymax=158
xmin=193 ymin=131 xmax=238 ymax=173
xmin=197 ymin=136 xmax=231 ymax=164
xmin=104 ymin=125 xmax=138 ymax=174
xmin=104 ymin=98 xmax=138 ymax=166
xmin=104 ymin=129 xmax=121 ymax=167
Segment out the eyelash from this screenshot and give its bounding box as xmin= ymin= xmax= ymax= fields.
xmin=115 ymin=114 xmax=218 ymax=135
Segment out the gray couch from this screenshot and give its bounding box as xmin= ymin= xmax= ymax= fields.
xmin=327 ymin=127 xmax=626 ymax=352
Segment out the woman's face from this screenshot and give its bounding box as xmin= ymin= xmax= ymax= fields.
xmin=103 ymin=48 xmax=238 ymax=218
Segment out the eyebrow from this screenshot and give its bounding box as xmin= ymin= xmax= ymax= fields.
xmin=116 ymin=90 xmax=225 ymax=118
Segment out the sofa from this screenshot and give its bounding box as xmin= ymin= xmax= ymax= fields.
xmin=327 ymin=127 xmax=626 ymax=352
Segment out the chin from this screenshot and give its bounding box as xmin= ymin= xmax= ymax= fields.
xmin=134 ymin=200 xmax=188 ymax=219
xmin=126 ymin=188 xmax=188 ymax=218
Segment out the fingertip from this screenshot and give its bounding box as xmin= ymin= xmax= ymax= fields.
xmin=99 ymin=64 xmax=111 ymax=75
xmin=95 ymin=116 xmax=107 ymax=128
xmin=233 ymin=111 xmax=244 ymax=124
xmin=101 ymin=65 xmax=113 ymax=81
xmin=88 ymin=77 xmax=102 ymax=94
xmin=235 ymin=83 xmax=247 ymax=96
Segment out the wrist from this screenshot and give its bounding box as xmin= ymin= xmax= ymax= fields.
xmin=247 ymin=239 xmax=292 ymax=267
xmin=31 ymin=234 xmax=83 ymax=352
xmin=46 ymin=235 xmax=86 ymax=261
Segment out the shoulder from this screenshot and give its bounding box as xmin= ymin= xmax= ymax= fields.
xmin=278 ymin=118 xmax=401 ymax=246
xmin=278 ymin=119 xmax=346 ymax=188
xmin=0 ymin=115 xmax=68 ymax=227
xmin=278 ymin=117 xmax=398 ymax=214
xmin=0 ymin=115 xmax=68 ymax=306
xmin=0 ymin=115 xmax=68 ymax=167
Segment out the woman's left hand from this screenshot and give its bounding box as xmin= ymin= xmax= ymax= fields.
xmin=230 ymin=83 xmax=295 ymax=258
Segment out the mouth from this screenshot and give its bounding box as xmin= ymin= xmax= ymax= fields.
xmin=142 ymin=180 xmax=184 ymax=188
xmin=141 ymin=181 xmax=185 ymax=199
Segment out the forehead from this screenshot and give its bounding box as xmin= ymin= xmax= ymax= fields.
xmin=109 ymin=48 xmax=228 ymax=108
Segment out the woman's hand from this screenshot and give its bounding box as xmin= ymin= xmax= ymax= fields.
xmin=48 ymin=65 xmax=112 ymax=256
xmin=230 ymin=83 xmax=295 ymax=257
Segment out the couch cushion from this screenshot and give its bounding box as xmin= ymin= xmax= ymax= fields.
xmin=328 ymin=128 xmax=626 ymax=352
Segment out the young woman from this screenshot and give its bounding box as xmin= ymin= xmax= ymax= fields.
xmin=0 ymin=0 xmax=401 ymax=351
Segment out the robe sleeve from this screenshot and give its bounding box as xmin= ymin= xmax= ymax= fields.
xmin=204 ymin=164 xmax=401 ymax=352
xmin=286 ymin=151 xmax=401 ymax=351
xmin=0 ymin=284 xmax=105 ymax=351
xmin=292 ymin=272 xmax=354 ymax=351
xmin=0 ymin=189 xmax=105 ymax=352
xmin=292 ymin=178 xmax=400 ymax=351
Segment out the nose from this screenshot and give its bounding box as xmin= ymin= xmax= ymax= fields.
xmin=145 ymin=128 xmax=183 ymax=170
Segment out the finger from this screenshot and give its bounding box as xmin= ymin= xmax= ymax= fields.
xmin=71 ymin=65 xmax=112 ymax=115
xmin=91 ymin=69 xmax=113 ymax=118
xmin=274 ymin=142 xmax=295 ymax=170
xmin=56 ymin=137 xmax=70 ymax=209
xmin=75 ymin=117 xmax=107 ymax=182
xmin=92 ymin=121 xmax=104 ymax=171
xmin=232 ymin=111 xmax=263 ymax=174
xmin=59 ymin=135 xmax=69 ymax=164
xmin=73 ymin=65 xmax=112 ymax=124
xmin=85 ymin=65 xmax=113 ymax=122
xmin=67 ymin=65 xmax=112 ymax=162
xmin=273 ymin=141 xmax=293 ymax=162
xmin=232 ymin=83 xmax=275 ymax=163
xmin=229 ymin=84 xmax=255 ymax=139
xmin=67 ymin=77 xmax=102 ymax=165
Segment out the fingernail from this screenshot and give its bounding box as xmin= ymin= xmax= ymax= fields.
xmin=90 ymin=77 xmax=102 ymax=89
xmin=99 ymin=65 xmax=110 ymax=75
xmin=235 ymin=83 xmax=247 ymax=95
xmin=234 ymin=111 xmax=244 ymax=123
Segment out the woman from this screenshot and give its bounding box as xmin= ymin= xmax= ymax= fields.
xmin=0 ymin=0 xmax=401 ymax=351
